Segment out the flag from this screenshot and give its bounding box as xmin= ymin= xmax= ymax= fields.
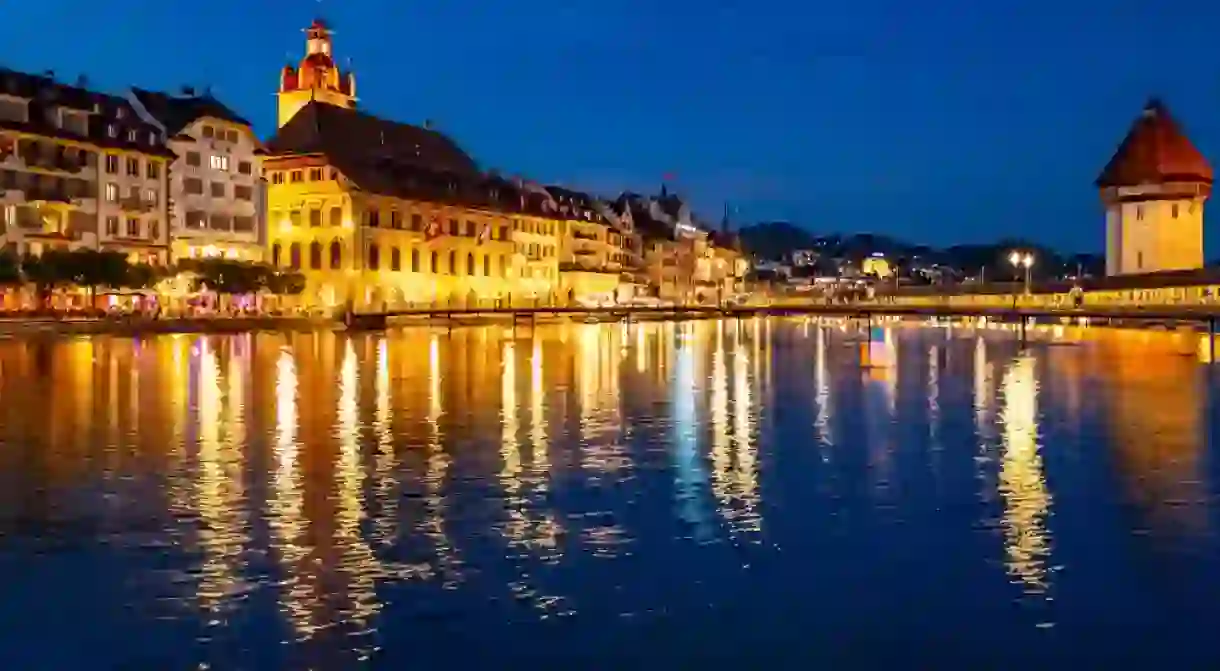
xmin=424 ymin=215 xmax=442 ymax=241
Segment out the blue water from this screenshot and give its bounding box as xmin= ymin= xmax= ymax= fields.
xmin=0 ymin=319 xmax=1218 ymax=669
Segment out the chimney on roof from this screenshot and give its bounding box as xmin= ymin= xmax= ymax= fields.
xmin=43 ymin=70 xmax=55 ymax=80
xmin=75 ymin=74 xmax=88 ymax=88
xmin=181 ymin=85 xmax=196 ymax=97
xmin=423 ymin=118 xmax=434 ymax=130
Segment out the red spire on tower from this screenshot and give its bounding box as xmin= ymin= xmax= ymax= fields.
xmin=1097 ymin=98 xmax=1213 ymax=189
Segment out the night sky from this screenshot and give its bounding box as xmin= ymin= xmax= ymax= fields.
xmin=6 ymin=0 xmax=1220 ymax=253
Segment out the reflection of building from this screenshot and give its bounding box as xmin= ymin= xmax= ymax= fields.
xmin=1092 ymin=335 xmax=1207 ymax=536
xmin=0 ymin=68 xmax=173 ymax=262
xmin=130 ymin=87 xmax=265 ymax=262
xmin=1097 ymin=98 xmax=1211 ymax=276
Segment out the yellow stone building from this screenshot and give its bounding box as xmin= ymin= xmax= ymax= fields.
xmin=265 ymin=20 xmax=574 ymax=310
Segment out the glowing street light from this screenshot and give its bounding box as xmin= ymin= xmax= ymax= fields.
xmin=1008 ymin=251 xmax=1035 ymax=296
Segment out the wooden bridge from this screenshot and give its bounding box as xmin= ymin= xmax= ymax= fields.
xmin=342 ymin=302 xmax=1220 ymax=332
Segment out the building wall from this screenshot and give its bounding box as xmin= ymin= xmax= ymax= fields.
xmin=161 ymin=117 xmax=263 ymax=262
xmin=1 ymin=123 xmax=169 ymax=263
xmin=509 ymin=214 xmax=561 ymax=302
xmin=266 ymin=158 xmax=526 ymax=310
xmin=1105 ymin=184 xmax=1207 ymax=276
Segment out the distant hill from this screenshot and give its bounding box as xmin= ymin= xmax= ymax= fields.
xmin=737 ymin=222 xmax=817 ymax=260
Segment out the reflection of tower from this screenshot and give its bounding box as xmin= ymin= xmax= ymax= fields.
xmin=278 ymin=19 xmax=357 ymax=127
xmin=1094 ymin=336 xmax=1207 ymax=537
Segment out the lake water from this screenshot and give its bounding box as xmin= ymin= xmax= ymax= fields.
xmin=1 ymin=318 xmax=1219 ymax=669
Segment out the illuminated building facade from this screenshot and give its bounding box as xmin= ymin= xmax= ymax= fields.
xmin=129 ymin=87 xmax=266 ymax=262
xmin=0 ymin=68 xmax=173 ymax=263
xmin=1098 ymin=99 xmax=1212 ymax=276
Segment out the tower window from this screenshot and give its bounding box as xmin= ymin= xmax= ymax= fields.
xmin=1136 ymin=205 xmax=1144 ymax=221
xmin=1172 ymin=203 xmax=1180 ymax=219
xmin=1137 ymin=251 xmax=1143 ymax=270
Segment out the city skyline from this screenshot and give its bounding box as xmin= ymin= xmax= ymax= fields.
xmin=6 ymin=1 xmax=1220 ymax=252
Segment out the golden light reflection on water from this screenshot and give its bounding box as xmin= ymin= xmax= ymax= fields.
xmin=998 ymin=355 xmax=1052 ymax=596
xmin=1 ymin=321 xmax=1218 ymax=660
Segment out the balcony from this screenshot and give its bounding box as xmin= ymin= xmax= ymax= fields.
xmin=119 ymin=196 xmax=156 ymax=214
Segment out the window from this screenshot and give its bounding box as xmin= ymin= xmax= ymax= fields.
xmin=149 ymin=220 xmax=159 ymax=240
xmin=185 ymin=152 xmax=201 ymax=167
xmin=411 ymin=213 xmax=423 ymax=231
xmin=271 ymin=244 xmax=282 ymax=266
xmin=233 ymin=216 xmax=254 ymax=232
xmin=144 ymin=189 xmax=157 ymax=204
xmin=184 ymin=178 xmax=203 ymax=195
xmin=238 ymin=161 xmax=252 ymax=175
xmin=430 ymin=251 xmax=439 ymax=273
xmin=390 ymin=210 xmax=402 ymax=229
xmin=126 ymin=157 xmax=139 ymax=176
xmin=210 ymin=155 xmax=229 ymax=171
xmin=126 ymin=217 xmax=139 ymax=237
xmin=1137 ymin=251 xmax=1144 ymax=270
xmin=234 ymin=185 xmax=252 ymax=201
xmin=105 ymin=216 xmax=118 ymax=235
xmin=146 ymin=162 xmax=159 ymax=179
xmin=366 ymin=207 xmax=380 ymax=228
xmin=309 ymin=209 xmax=322 ymax=227
xmin=465 ymin=220 xmax=476 ymax=236
xmin=368 ymin=243 xmax=381 ymax=270
xmin=411 ymin=248 xmax=420 ymax=272
xmin=209 ymin=214 xmax=231 ymax=230
xmin=186 ymin=211 xmax=206 ymax=229
xmin=202 ymin=126 xmax=214 ymax=138
xmin=106 ymin=124 xmax=117 ymax=138
xmin=308 ymin=168 xmax=323 ymax=181
xmin=448 ymin=218 xmax=459 ymax=235
xmin=127 ymin=130 xmax=137 ymax=143
xmin=226 ymin=130 xmax=238 ymax=143
xmin=483 ymin=255 xmax=490 ymax=276
xmin=104 ymin=154 xmax=118 ymax=174
xmin=330 ymin=241 xmax=342 ymax=269
xmin=449 ymin=251 xmax=457 ymax=275
xmin=289 ymin=242 xmax=301 ymax=269
xmin=467 ymin=253 xmax=475 ymax=275
xmin=210 ymin=182 xmax=225 ymax=198
xmin=104 ymin=183 xmax=118 ymax=202
xmin=290 ymin=170 xmax=302 ymax=183
xmin=1136 ymin=205 xmax=1145 ymax=221
xmin=390 ymin=247 xmax=401 ymax=271
xmin=270 ymin=172 xmax=284 ymax=185
xmin=289 ymin=210 xmax=301 ymax=227
xmin=329 ymin=207 xmax=342 ymax=227
xmin=309 ymin=241 xmax=322 ymax=270
xmin=501 ymin=255 xmax=509 ymax=277
xmin=1172 ymin=203 xmax=1180 ymax=219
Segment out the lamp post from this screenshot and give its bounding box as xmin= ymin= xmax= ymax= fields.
xmin=1008 ymin=251 xmax=1035 ymax=306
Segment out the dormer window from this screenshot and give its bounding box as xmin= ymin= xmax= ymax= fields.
xmin=116 ymin=107 xmax=126 ymax=119
xmin=106 ymin=124 xmax=117 ymax=138
xmin=202 ymin=126 xmax=214 ymax=138
xmin=127 ymin=129 xmax=137 ymax=143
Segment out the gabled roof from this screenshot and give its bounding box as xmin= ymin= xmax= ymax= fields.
xmin=0 ymin=67 xmax=175 ymax=158
xmin=130 ymin=87 xmax=251 ymax=136
xmin=1097 ymin=98 xmax=1213 ymax=188
xmin=264 ymin=101 xmax=477 ymax=176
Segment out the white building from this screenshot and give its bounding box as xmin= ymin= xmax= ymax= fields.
xmin=0 ymin=68 xmax=172 ymax=263
xmin=129 ymin=87 xmax=265 ymax=262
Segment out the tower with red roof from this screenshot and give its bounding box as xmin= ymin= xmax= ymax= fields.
xmin=277 ymin=18 xmax=357 ymax=128
xmin=1097 ymin=98 xmax=1212 ymax=275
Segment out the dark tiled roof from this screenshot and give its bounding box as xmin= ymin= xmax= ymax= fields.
xmin=265 ymin=101 xmax=477 ymax=176
xmin=0 ymin=67 xmax=175 ymax=158
xmin=1097 ymin=98 xmax=1213 ymax=188
xmin=130 ymin=87 xmax=252 ymax=136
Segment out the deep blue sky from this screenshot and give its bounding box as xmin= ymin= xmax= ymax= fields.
xmin=6 ymin=1 xmax=1220 ymax=252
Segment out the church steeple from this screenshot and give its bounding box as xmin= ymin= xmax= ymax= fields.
xmin=277 ymin=18 xmax=357 ymax=128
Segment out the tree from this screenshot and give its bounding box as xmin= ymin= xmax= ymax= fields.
xmin=0 ymin=250 xmax=20 ymax=286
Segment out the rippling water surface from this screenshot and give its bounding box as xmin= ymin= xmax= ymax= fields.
xmin=2 ymin=319 xmax=1220 ymax=669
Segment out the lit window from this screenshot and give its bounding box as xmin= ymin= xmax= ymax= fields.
xmin=104 ymin=183 xmax=118 ymax=202
xmin=209 ymin=154 xmax=229 ymax=171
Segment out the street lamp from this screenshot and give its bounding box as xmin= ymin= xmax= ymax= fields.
xmin=1008 ymin=251 xmax=1035 ymax=296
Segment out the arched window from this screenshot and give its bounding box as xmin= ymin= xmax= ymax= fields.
xmin=390 ymin=247 xmax=401 ymax=271
xmin=289 ymin=242 xmax=301 ymax=269
xmin=411 ymin=248 xmax=420 ymax=272
xmin=467 ymin=253 xmax=475 ymax=276
xmin=309 ymin=241 xmax=322 ymax=269
xmin=368 ymin=243 xmax=380 ymax=270
xmin=448 ymin=251 xmax=457 ymax=275
xmin=329 ymin=240 xmax=342 ymax=269
xmin=271 ymin=243 xmax=281 ymax=267
xmin=430 ymin=251 xmax=439 ymax=273
xmin=483 ymin=254 xmax=490 ymax=277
